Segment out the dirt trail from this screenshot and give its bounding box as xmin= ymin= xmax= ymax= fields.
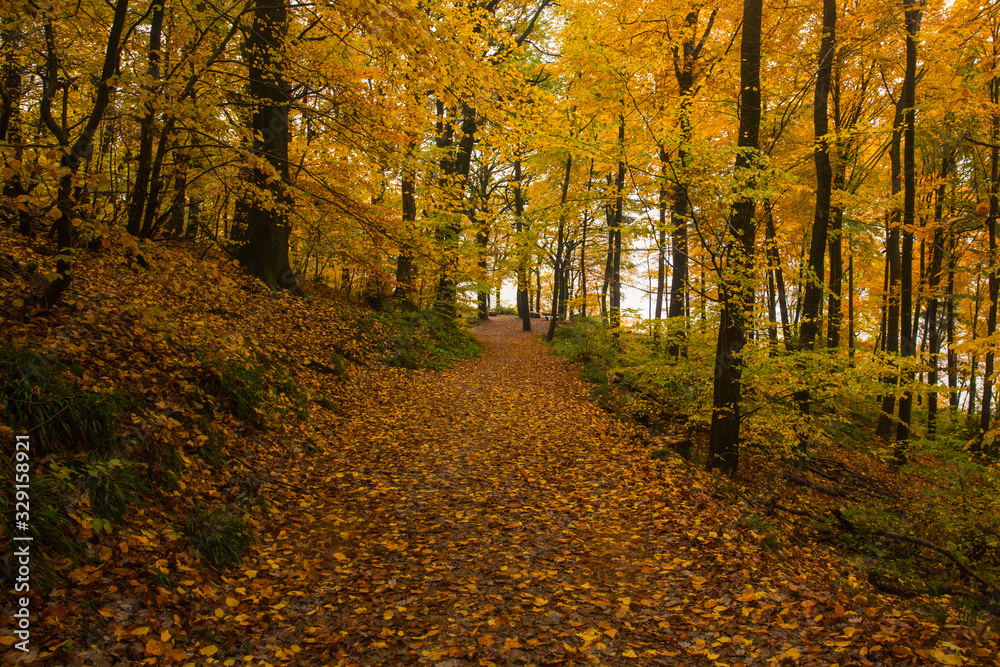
xmin=221 ymin=316 xmax=990 ymax=666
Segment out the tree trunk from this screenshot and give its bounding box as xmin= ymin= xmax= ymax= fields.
xmin=667 ymin=9 xmax=715 ymax=357
xmin=795 ymin=0 xmax=836 ymax=425
xmin=514 ymin=158 xmax=531 ymax=331
xmin=765 ymin=208 xmax=793 ymax=350
xmin=232 ymin=0 xmax=300 ymax=293
xmin=609 ymin=113 xmax=625 ymax=341
xmin=926 ymin=154 xmax=952 ymax=436
xmin=707 ymin=0 xmax=761 ymax=476
xmin=40 ymin=0 xmax=130 ymax=307
xmin=875 ymin=97 xmax=907 ymax=440
xmin=127 ymin=0 xmax=165 ymax=237
xmin=394 ymin=172 xmax=417 ymax=302
xmin=979 ymin=98 xmax=1000 ymax=448
xmin=946 ymin=232 xmax=959 ymax=409
xmin=548 ymin=154 xmax=573 ymax=341
xmin=1 ymin=22 xmax=31 ymax=237
xmin=655 ymin=148 xmax=668 ymax=322
xmin=895 ymin=0 xmax=921 ymax=461
xmin=435 ymin=103 xmax=477 ymax=316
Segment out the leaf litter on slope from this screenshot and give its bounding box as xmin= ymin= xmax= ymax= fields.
xmin=210 ymin=316 xmax=997 ymax=667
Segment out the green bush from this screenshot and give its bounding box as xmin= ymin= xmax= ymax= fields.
xmin=0 ymin=460 xmax=79 ymax=589
xmin=0 ymin=344 xmax=133 ymax=454
xmin=382 ymin=309 xmax=483 ymax=370
xmin=179 ymin=505 xmax=255 ymax=569
xmin=203 ymin=354 xmax=268 ymax=421
xmin=86 ymin=457 xmax=141 ymax=525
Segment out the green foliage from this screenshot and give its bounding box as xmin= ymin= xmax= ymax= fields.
xmin=382 ymin=309 xmax=483 ymax=370
xmin=0 ymin=459 xmax=79 ymax=590
xmin=85 ymin=456 xmax=141 ymax=525
xmin=199 ymin=351 xmax=309 ymax=424
xmin=202 ymin=354 xmax=268 ymax=421
xmin=0 ymin=344 xmax=134 ymax=454
xmin=316 ymin=395 xmax=340 ymax=413
xmin=550 ymin=317 xmax=616 ymax=386
xmin=198 ymin=427 xmax=227 ymax=469
xmin=179 ymin=505 xmax=255 ymax=569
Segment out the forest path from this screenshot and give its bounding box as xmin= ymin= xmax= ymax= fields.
xmin=228 ymin=316 xmax=968 ymax=666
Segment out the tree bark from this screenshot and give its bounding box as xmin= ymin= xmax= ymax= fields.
xmin=609 ymin=113 xmax=625 ymax=342
xmin=794 ymin=0 xmax=836 ymax=441
xmin=232 ymin=0 xmax=301 ymax=293
xmin=548 ymin=153 xmax=573 ymax=341
xmin=875 ymin=97 xmax=907 ymax=440
xmin=514 ymin=157 xmax=531 ymax=331
xmin=40 ymin=0 xmax=130 ymax=307
xmin=127 ymin=0 xmax=165 ymax=237
xmin=1 ymin=22 xmax=31 ymax=236
xmin=926 ymin=153 xmax=952 ymax=437
xmin=895 ymin=0 xmax=921 ymax=461
xmin=707 ymin=0 xmax=761 ymax=476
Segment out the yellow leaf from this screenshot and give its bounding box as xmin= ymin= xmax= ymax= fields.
xmin=226 ymin=597 xmax=239 ymax=607
xmin=623 ymin=649 xmax=638 ymax=658
xmin=200 ymin=645 xmax=219 ymax=656
xmin=782 ymin=647 xmax=801 ymax=660
xmin=145 ymin=639 xmax=166 ymax=656
xmin=131 ymin=626 xmax=151 ymax=636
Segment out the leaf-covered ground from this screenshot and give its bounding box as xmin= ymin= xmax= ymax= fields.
xmin=216 ymin=316 xmax=994 ymax=667
xmin=50 ymin=314 xmax=988 ymax=667
xmin=1 ymin=229 xmax=997 ymax=665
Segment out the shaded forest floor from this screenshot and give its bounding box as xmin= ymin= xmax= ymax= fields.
xmin=0 ymin=231 xmax=998 ymax=665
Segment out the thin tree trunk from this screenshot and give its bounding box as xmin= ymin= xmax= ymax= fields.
xmin=127 ymin=0 xmax=165 ymax=237
xmin=947 ymin=232 xmax=959 ymax=409
xmin=548 ymin=153 xmax=573 ymax=341
xmin=876 ymin=97 xmax=907 ymax=441
xmin=514 ymin=158 xmax=531 ymax=331
xmin=40 ymin=0 xmax=130 ymax=307
xmin=796 ymin=0 xmax=836 ymax=429
xmin=707 ymin=0 xmax=761 ymax=476
xmin=895 ymin=0 xmax=921 ymax=461
xmin=926 ymin=154 xmax=952 ymax=436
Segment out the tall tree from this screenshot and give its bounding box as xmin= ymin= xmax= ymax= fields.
xmin=706 ymin=0 xmax=762 ymax=476
xmin=796 ymin=0 xmax=837 ymax=424
xmin=39 ymin=0 xmax=131 ymax=307
xmin=232 ymin=0 xmax=300 ymax=293
xmin=895 ymin=0 xmax=922 ymax=460
xmin=667 ymin=8 xmax=717 ymax=358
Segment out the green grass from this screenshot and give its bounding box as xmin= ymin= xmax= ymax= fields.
xmin=0 ymin=344 xmax=134 ymax=455
xmin=179 ymin=505 xmax=255 ymax=569
xmin=381 ymin=309 xmax=483 ymax=370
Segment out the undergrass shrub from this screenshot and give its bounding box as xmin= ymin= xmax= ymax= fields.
xmin=383 ymin=309 xmax=483 ymax=369
xmin=201 ymin=353 xmax=268 ymax=421
xmin=198 ymin=351 xmax=309 ymax=424
xmin=179 ymin=505 xmax=255 ymax=568
xmin=0 ymin=458 xmax=79 ymax=590
xmin=0 ymin=344 xmax=134 ymax=454
xmin=85 ymin=456 xmax=142 ymax=525
xmin=551 ymin=317 xmax=616 ymax=385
